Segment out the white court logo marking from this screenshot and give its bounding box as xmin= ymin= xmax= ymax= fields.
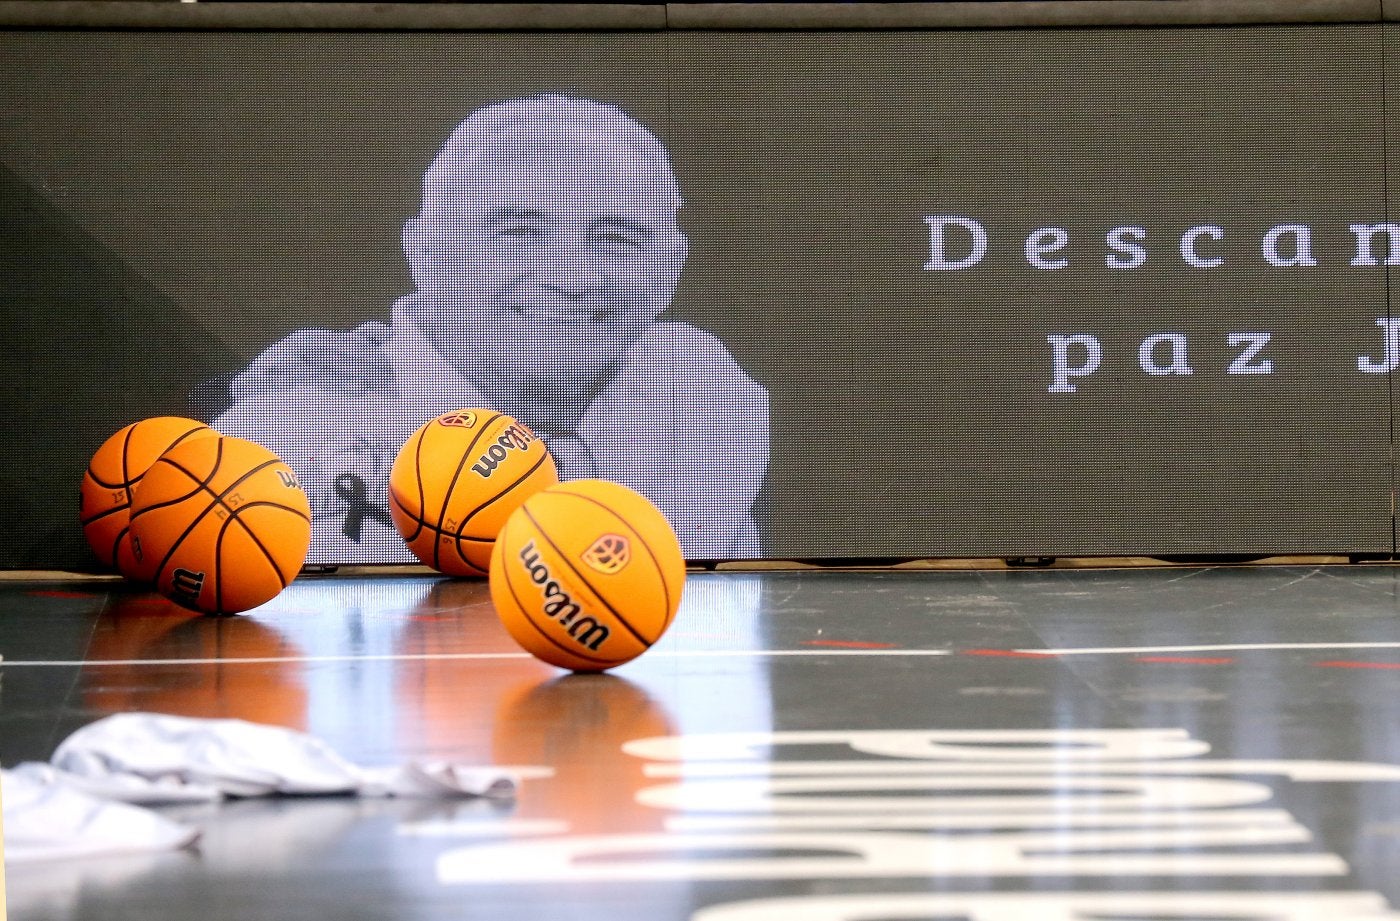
xmin=433 ymin=728 xmax=1400 ymax=921
xmin=691 ymin=892 xmax=1400 ymax=921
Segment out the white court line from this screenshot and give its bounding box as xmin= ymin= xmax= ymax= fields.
xmin=9 ymin=643 xmax=1400 ymax=667
xmin=1019 ymin=642 xmax=1400 ymax=656
xmin=0 ymin=649 xmax=955 ymax=667
xmin=0 ymin=653 xmax=532 ymax=667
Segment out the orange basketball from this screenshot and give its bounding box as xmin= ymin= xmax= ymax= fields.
xmin=489 ymin=478 xmax=686 ymax=672
xmin=126 ymin=435 xmax=312 ymax=615
xmin=389 ymin=409 xmax=558 ymax=577
xmin=79 ymin=416 xmax=216 ymax=577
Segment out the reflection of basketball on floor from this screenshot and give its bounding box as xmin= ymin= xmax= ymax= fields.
xmin=493 ymin=674 xmax=673 ymax=834
xmin=490 ymin=479 xmax=685 ymax=671
xmin=389 ymin=409 xmax=558 ymax=577
xmin=79 ymin=416 xmax=215 ymax=578
xmin=127 ymin=435 xmax=312 ymax=615
xmin=82 ymin=592 xmax=307 ymax=728
xmin=393 ymin=578 xmax=557 ymax=760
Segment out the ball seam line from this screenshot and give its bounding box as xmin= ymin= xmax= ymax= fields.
xmin=227 ymin=500 xmax=308 ymax=585
xmin=118 ymin=420 xmax=136 ymax=500
xmin=520 ymin=504 xmax=652 ymax=650
xmin=451 ymin=448 xmax=555 ymax=539
xmin=162 ymin=423 xmax=213 ymax=460
xmin=498 ymin=522 xmax=618 ymax=668
xmin=407 ymin=426 xmax=426 ymax=542
xmin=430 ymin=412 xmax=506 ymax=572
xmin=108 ymin=525 xmax=128 ymax=570
xmin=158 ymin=454 xmax=306 ymax=522
xmin=141 ymin=442 xmax=296 ymax=598
xmin=551 ymin=489 xmax=677 ymax=634
xmin=82 ymin=467 xmax=127 ymax=492
xmin=214 ymin=500 xmax=297 ymax=612
xmin=124 ymin=465 xmax=208 ymax=517
xmin=79 ymin=497 xmax=130 ymax=527
xmin=390 ymin=481 xmax=423 ymax=542
xmin=214 ymin=498 xmax=228 ymax=614
xmin=387 ymin=502 xmax=495 ymax=542
xmin=141 ymin=437 xmax=231 ymax=591
xmin=390 ymin=488 xmax=490 ymax=576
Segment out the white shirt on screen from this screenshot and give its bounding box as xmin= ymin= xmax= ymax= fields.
xmin=214 ymin=298 xmax=769 ymax=562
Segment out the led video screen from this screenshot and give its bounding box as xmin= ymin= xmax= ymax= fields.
xmin=0 ymin=24 xmax=1394 ymax=567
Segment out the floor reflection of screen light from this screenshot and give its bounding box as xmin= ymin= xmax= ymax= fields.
xmin=255 ymin=576 xmax=435 ymax=754
xmin=626 ymin=573 xmax=775 ymax=739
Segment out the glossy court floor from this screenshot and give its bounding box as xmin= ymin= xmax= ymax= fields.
xmin=7 ymin=563 xmax=1400 ymax=920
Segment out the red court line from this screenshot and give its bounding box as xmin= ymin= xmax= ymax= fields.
xmin=26 ymin=590 xmax=99 ymax=599
xmin=1314 ymin=660 xmax=1400 ymax=670
xmin=801 ymin=640 xmax=899 ymax=650
xmin=1135 ymin=655 xmax=1236 ymax=665
xmin=962 ymin=648 xmax=1060 ymax=659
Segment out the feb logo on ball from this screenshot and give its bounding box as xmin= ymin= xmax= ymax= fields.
xmin=436 ymin=410 xmax=478 ymax=429
xmin=582 ymin=534 xmax=631 ymax=575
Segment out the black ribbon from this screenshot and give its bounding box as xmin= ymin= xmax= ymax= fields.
xmin=334 ymin=473 xmax=395 ymax=542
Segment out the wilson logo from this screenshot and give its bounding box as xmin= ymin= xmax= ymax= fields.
xmin=472 ymin=423 xmax=537 ymax=478
xmin=170 ymin=567 xmax=205 ymax=607
xmin=519 ymin=540 xmax=609 ymax=652
xmin=436 ymin=410 xmax=478 ymax=428
xmin=582 ymin=534 xmax=631 ymax=575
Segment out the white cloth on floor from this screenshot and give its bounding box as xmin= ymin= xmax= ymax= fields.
xmin=2 ymin=764 xmax=200 ymax=864
xmin=3 ymin=712 xmax=518 ymax=864
xmin=47 ymin=712 xmax=518 ymax=801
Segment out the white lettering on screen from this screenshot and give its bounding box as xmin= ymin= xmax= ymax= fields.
xmin=921 ymin=218 xmax=1398 ymax=270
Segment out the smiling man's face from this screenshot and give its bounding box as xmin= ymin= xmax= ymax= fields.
xmin=404 ymin=127 xmax=687 ymax=400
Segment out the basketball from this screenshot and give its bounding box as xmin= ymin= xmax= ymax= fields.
xmin=388 ymin=409 xmax=559 ymax=577
xmin=489 ymin=478 xmax=686 ymax=672
xmin=79 ymin=416 xmax=216 ymax=577
xmin=126 ymin=434 xmax=312 ymax=615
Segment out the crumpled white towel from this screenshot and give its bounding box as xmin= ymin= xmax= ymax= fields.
xmin=2 ymin=765 xmax=200 ymax=864
xmin=3 ymin=712 xmax=518 ymax=863
xmin=43 ymin=712 xmax=518 ymax=802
